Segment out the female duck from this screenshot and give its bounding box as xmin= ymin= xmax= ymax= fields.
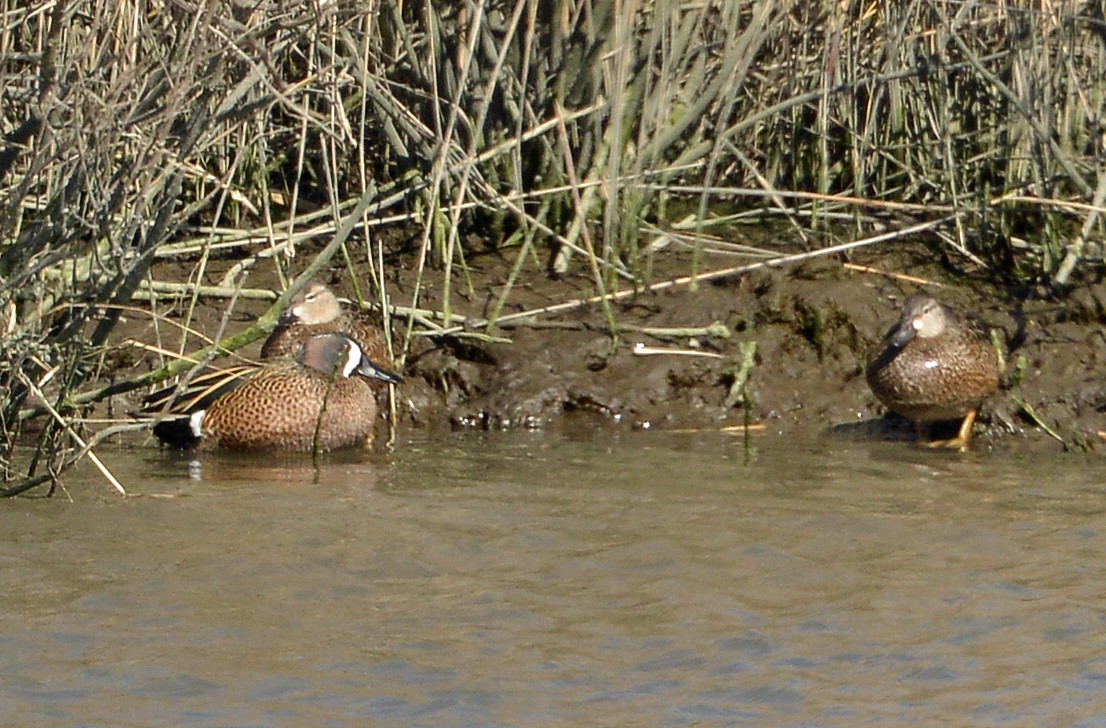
xmin=262 ymin=280 xmax=389 ymax=365
xmin=866 ymin=293 xmax=1000 ymax=449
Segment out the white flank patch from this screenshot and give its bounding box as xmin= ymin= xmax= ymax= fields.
xmin=190 ymin=410 xmax=207 ymax=438
xmin=924 ymin=359 xmax=940 ymax=369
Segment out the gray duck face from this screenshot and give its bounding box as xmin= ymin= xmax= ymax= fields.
xmin=297 ymin=332 xmax=358 ymax=376
xmin=297 ymin=333 xmax=403 ymax=384
xmin=890 ymin=293 xmax=951 ymax=348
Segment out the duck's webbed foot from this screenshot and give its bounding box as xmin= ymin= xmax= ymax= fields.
xmin=922 ymin=410 xmax=977 ymax=452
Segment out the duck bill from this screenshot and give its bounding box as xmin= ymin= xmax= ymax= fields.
xmin=890 ymin=319 xmax=917 ymax=348
xmin=356 ymin=358 xmax=404 ymax=385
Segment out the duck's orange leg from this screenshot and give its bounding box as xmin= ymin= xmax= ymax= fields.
xmin=924 ymin=409 xmax=977 ymax=451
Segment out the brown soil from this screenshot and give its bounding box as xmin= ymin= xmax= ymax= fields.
xmin=116 ymin=242 xmax=1106 ymax=453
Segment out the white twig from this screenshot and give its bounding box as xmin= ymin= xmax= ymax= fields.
xmin=632 ymin=343 xmax=725 ymax=358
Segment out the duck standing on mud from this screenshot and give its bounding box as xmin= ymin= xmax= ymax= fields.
xmin=866 ymin=293 xmax=1000 ymax=450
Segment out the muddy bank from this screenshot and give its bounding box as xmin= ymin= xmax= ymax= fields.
xmin=121 ymin=243 xmax=1106 ymax=453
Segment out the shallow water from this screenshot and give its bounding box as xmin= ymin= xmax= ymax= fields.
xmin=4 ymin=431 xmax=1106 ymax=726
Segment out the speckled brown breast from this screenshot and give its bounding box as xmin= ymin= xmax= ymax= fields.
xmin=866 ymin=323 xmax=999 ymax=423
xmin=261 ymin=313 xmax=390 ymax=365
xmin=200 ymin=362 xmax=378 ymax=452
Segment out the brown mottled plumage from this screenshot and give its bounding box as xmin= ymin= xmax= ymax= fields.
xmin=866 ymin=293 xmax=1000 ymax=449
xmin=261 ymin=281 xmax=390 ymax=365
xmin=144 ymin=333 xmax=402 ymax=452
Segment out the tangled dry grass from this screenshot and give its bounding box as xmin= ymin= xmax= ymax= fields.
xmin=2 ymin=0 xmax=1104 ymax=493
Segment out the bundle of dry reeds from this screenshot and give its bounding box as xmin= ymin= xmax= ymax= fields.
xmin=2 ymin=0 xmax=1102 ymax=493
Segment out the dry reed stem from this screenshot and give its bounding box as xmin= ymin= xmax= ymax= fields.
xmin=841 ymin=264 xmax=945 ymax=288
xmin=3 ymin=1 xmax=1104 ymax=489
xmin=17 ymin=372 xmax=126 ymax=495
xmin=440 ymin=216 xmax=957 ymax=335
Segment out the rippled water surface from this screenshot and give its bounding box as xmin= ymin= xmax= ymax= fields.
xmin=4 ymin=431 xmax=1106 ymax=726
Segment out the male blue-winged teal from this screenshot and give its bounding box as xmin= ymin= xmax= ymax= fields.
xmin=866 ymin=293 xmax=1000 ymax=450
xmin=144 ymin=333 xmax=402 ymax=452
xmin=261 ymin=281 xmax=390 ymax=365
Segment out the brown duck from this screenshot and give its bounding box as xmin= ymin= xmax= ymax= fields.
xmin=144 ymin=333 xmax=402 ymax=452
xmin=866 ymin=293 xmax=1000 ymax=449
xmin=261 ymin=281 xmax=390 ymax=365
